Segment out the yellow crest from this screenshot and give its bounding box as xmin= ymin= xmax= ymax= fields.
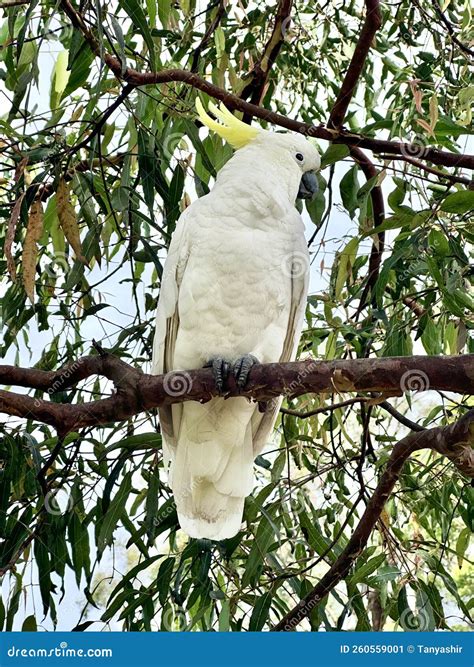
xmin=196 ymin=99 xmax=259 ymax=149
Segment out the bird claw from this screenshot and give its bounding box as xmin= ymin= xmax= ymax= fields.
xmin=204 ymin=354 xmax=259 ymax=393
xmin=232 ymin=354 xmax=259 ymax=389
xmin=204 ymin=357 xmax=230 ymax=394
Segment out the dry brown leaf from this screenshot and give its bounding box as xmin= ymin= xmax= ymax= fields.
xmin=331 ymin=369 xmax=356 ymax=393
xmin=416 ymin=117 xmax=436 ymax=138
xmin=56 ymin=177 xmax=87 ymax=264
xmin=14 ymin=156 xmax=29 ymax=183
xmin=22 ymin=199 xmax=44 ymax=303
xmin=5 ymin=193 xmax=25 ymax=280
xmin=409 ymin=80 xmax=423 ymax=114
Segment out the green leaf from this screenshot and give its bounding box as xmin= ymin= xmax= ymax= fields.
xmin=98 ymin=472 xmax=132 ymax=555
xmin=69 ymin=511 xmax=91 ymax=586
xmin=157 ymin=557 xmax=175 ymax=606
xmin=218 ymin=600 xmax=230 ymax=631
xmin=350 ymin=553 xmax=386 ymax=585
xmin=388 ymin=178 xmax=408 ymax=212
xmin=33 ymin=540 xmax=51 ymax=616
xmin=455 ymin=527 xmax=470 ymax=568
xmin=111 ymin=16 xmax=127 ymax=75
xmin=335 ymin=237 xmax=359 ymax=299
xmin=63 ymin=42 xmax=94 ymax=98
xmin=421 ymin=317 xmax=442 ymax=355
xmin=299 ymin=511 xmax=335 ymax=561
xmin=340 ymin=166 xmax=360 ymax=219
xmin=320 ymin=144 xmax=350 ymax=168
xmin=119 ymin=0 xmax=156 ymax=70
xmin=54 ymin=51 xmax=70 ymax=95
xmin=242 ymin=515 xmax=277 ymax=587
xmin=167 ymin=163 xmax=185 ymax=229
xmin=249 ymin=592 xmax=272 ymax=631
xmin=145 ymin=466 xmax=160 ymax=541
xmin=364 ymin=212 xmax=414 ymax=235
xmin=21 ymin=615 xmax=37 ymax=631
xmin=440 ymin=190 xmax=474 ymax=214
xmin=137 ymin=127 xmax=156 ymax=216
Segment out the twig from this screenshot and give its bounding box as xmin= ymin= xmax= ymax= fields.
xmin=67 ymin=84 xmax=134 ymax=160
xmin=190 ymin=0 xmax=226 ymax=73
xmin=280 ymin=397 xmax=368 ymax=418
xmin=379 ymin=400 xmax=426 ymax=432
xmin=380 ymin=154 xmax=472 ymax=187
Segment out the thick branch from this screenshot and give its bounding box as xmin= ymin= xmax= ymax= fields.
xmin=273 ymin=408 xmax=474 ymax=631
xmin=1 ymin=354 xmax=473 ymax=434
xmin=56 ymin=0 xmax=474 ymax=171
xmin=240 ymin=0 xmax=293 ymax=108
xmin=328 ymin=0 xmax=382 ymax=129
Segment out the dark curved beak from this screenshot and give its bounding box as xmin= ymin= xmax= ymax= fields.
xmin=297 ymin=171 xmax=318 ymax=200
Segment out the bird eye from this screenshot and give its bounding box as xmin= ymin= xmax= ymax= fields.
xmin=295 ymin=152 xmax=304 ymax=163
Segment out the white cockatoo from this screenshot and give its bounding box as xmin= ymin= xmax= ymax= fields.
xmin=152 ymin=100 xmax=320 ymax=540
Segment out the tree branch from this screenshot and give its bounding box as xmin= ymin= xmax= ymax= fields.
xmin=350 ymin=146 xmax=385 ymax=312
xmin=56 ymin=0 xmax=474 ymax=171
xmin=240 ymin=0 xmax=293 ymax=110
xmin=190 ymin=0 xmax=227 ymax=73
xmin=1 ymin=354 xmax=473 ymax=434
xmin=272 ymin=408 xmax=474 ymax=630
xmin=328 ymin=0 xmax=382 ymax=129
xmin=380 ymin=154 xmax=473 ymax=187
xmin=431 ymin=0 xmax=474 ymax=58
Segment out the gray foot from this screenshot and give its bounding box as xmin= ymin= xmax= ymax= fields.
xmin=232 ymin=355 xmax=259 ymax=389
xmin=204 ymin=357 xmax=230 ymax=394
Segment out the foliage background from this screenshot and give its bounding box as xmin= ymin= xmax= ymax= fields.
xmin=0 ymin=0 xmax=473 ymax=631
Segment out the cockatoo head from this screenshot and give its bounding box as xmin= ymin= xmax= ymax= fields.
xmin=196 ymin=99 xmax=321 ymax=202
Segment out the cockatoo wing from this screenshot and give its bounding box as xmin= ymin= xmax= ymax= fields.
xmin=152 ymin=210 xmax=191 ymax=463
xmin=251 ymin=245 xmax=310 ymax=456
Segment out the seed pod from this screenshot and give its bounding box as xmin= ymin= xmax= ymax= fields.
xmin=22 ymin=199 xmax=44 ymax=303
xmin=5 ymin=193 xmax=24 ymax=280
xmin=56 ymin=177 xmax=87 ymax=264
